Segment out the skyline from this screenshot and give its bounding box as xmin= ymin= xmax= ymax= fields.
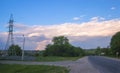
xmin=0 ymin=0 xmax=120 ymax=50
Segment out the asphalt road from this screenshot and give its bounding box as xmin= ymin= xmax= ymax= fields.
xmin=0 ymin=57 xmax=99 ymax=73
xmin=1 ymin=56 xmax=120 ymax=73
xmin=88 ymin=56 xmax=120 ymax=73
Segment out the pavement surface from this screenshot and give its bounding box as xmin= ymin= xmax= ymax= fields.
xmin=0 ymin=56 xmax=120 ymax=73
xmin=88 ymin=56 xmax=120 ymax=73
xmin=68 ymin=57 xmax=100 ymax=73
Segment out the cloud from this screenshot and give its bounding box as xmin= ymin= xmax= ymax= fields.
xmin=90 ymin=16 xmax=105 ymax=21
xmin=71 ymin=36 xmax=111 ymax=49
xmin=72 ymin=17 xmax=80 ymax=21
xmin=72 ymin=15 xmax=86 ymax=21
xmin=35 ymin=40 xmax=51 ymax=50
xmin=90 ymin=17 xmax=99 ymax=21
xmin=111 ymin=7 xmax=116 ymax=10
xmin=14 ymin=23 xmax=29 ymax=30
xmin=1 ymin=17 xmax=120 ymax=50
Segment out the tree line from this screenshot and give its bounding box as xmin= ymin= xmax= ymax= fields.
xmin=86 ymin=31 xmax=120 ymax=57
xmin=6 ymin=31 xmax=120 ymax=57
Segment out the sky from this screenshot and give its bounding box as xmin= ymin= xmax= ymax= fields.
xmin=0 ymin=0 xmax=120 ymax=50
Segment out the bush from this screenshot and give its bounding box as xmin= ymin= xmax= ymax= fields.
xmin=8 ymin=45 xmax=22 ymax=56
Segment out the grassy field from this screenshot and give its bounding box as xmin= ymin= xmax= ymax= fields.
xmin=0 ymin=64 xmax=68 ymax=73
xmin=36 ymin=56 xmax=80 ymax=62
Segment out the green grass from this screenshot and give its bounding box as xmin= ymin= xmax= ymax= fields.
xmin=0 ymin=64 xmax=68 ymax=73
xmin=36 ymin=56 xmax=80 ymax=62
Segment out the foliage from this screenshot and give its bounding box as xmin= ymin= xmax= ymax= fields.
xmin=110 ymin=32 xmax=120 ymax=56
xmin=101 ymin=48 xmax=112 ymax=56
xmin=95 ymin=46 xmax=101 ymax=55
xmin=33 ymin=51 xmax=40 ymax=57
xmin=52 ymin=36 xmax=69 ymax=45
xmin=43 ymin=36 xmax=84 ymax=57
xmin=0 ymin=50 xmax=2 ymax=56
xmin=85 ymin=49 xmax=96 ymax=56
xmin=8 ymin=45 xmax=22 ymax=56
xmin=84 ymin=46 xmax=111 ymax=56
xmin=94 ymin=46 xmax=112 ymax=56
xmin=0 ymin=64 xmax=68 ymax=73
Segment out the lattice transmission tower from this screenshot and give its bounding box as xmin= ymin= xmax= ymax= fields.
xmin=5 ymin=14 xmax=15 ymax=55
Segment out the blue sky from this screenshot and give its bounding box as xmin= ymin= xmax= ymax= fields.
xmin=0 ymin=0 xmax=120 ymax=26
xmin=0 ymin=0 xmax=120 ymax=50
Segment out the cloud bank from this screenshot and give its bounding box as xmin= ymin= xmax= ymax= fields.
xmin=1 ymin=17 xmax=120 ymax=50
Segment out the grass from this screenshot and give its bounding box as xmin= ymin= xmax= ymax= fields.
xmin=36 ymin=56 xmax=80 ymax=62
xmin=0 ymin=64 xmax=69 ymax=73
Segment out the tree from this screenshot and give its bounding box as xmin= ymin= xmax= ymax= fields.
xmin=43 ymin=36 xmax=84 ymax=57
xmin=101 ymin=48 xmax=111 ymax=56
xmin=52 ymin=36 xmax=69 ymax=45
xmin=74 ymin=47 xmax=85 ymax=56
xmin=95 ymin=46 xmax=101 ymax=55
xmin=110 ymin=32 xmax=120 ymax=56
xmin=8 ymin=45 xmax=22 ymax=56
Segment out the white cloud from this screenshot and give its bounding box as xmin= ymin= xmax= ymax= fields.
xmin=99 ymin=17 xmax=105 ymax=20
xmin=72 ymin=17 xmax=80 ymax=20
xmin=90 ymin=16 xmax=105 ymax=21
xmin=35 ymin=40 xmax=51 ymax=50
xmin=28 ymin=33 xmax=40 ymax=37
xmin=111 ymin=7 xmax=116 ymax=10
xmin=1 ymin=17 xmax=120 ymax=50
xmin=72 ymin=15 xmax=86 ymax=21
xmin=90 ymin=17 xmax=99 ymax=21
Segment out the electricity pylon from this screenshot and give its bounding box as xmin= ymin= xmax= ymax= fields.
xmin=5 ymin=14 xmax=15 ymax=55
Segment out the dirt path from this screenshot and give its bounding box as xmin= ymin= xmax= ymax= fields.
xmin=0 ymin=56 xmax=99 ymax=73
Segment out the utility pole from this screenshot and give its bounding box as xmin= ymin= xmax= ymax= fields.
xmin=22 ymin=34 xmax=25 ymax=60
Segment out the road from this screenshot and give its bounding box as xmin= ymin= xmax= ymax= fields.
xmin=0 ymin=56 xmax=120 ymax=73
xmin=0 ymin=57 xmax=99 ymax=73
xmin=88 ymin=56 xmax=120 ymax=73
